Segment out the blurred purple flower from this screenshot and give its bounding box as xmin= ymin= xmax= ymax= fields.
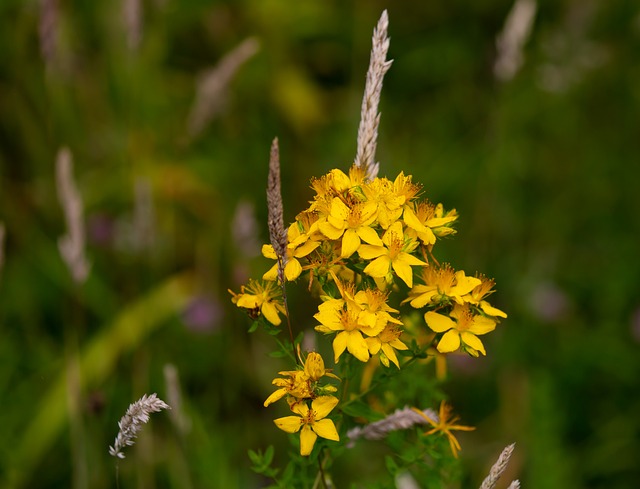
xmin=87 ymin=213 xmax=116 ymax=247
xmin=528 ymin=282 xmax=569 ymax=323
xmin=182 ymin=295 xmax=223 ymax=333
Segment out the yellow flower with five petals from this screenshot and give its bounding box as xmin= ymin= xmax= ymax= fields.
xmin=358 ymin=221 xmax=426 ymax=288
xmin=274 ymin=396 xmax=340 ymax=456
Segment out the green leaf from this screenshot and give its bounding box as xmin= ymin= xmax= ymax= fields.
xmin=264 ymin=445 xmax=275 ymax=465
xmin=385 ymin=455 xmax=399 ymax=475
xmin=248 ymin=321 xmax=259 ymax=333
xmin=340 ymin=400 xmax=384 ymax=421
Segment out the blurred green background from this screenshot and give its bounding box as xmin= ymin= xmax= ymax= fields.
xmin=1 ymin=0 xmax=639 ymax=487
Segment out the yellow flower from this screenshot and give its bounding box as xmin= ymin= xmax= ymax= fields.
xmin=424 ymin=304 xmax=497 ymax=356
xmin=412 ymin=401 xmax=475 ymax=458
xmin=361 ymin=177 xmax=403 ymax=229
xmin=264 ymin=370 xmax=313 ymax=407
xmin=358 ymin=221 xmax=426 ymax=288
xmin=403 ymin=201 xmax=458 ymax=246
xmin=315 ymin=298 xmax=378 ymax=363
xmin=274 ymin=396 xmax=340 ymax=456
xmin=318 ymin=197 xmax=383 ymax=257
xmin=462 ymin=275 xmax=508 ymax=319
xmin=263 ymin=221 xmax=320 ymax=282
xmin=229 ymin=280 xmax=285 ymax=325
xmin=264 ymin=352 xmax=339 ymax=407
xmin=365 ymin=324 xmax=409 ymax=368
xmin=406 ymin=266 xmax=481 ymax=308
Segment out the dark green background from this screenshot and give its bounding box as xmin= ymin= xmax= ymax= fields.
xmin=1 ymin=0 xmax=639 ymax=487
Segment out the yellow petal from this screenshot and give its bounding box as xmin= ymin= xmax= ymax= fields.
xmin=346 ymin=331 xmax=370 ymax=362
xmin=312 ymin=396 xmax=339 ymax=418
xmin=294 ymin=239 xmax=319 ymax=258
xmin=333 ymin=332 xmax=348 ymax=362
xmin=357 ymin=225 xmax=383 ymax=246
xmin=262 ymin=244 xmax=277 ymax=259
xmin=329 ymin=197 xmax=350 ymax=222
xmin=341 ymin=229 xmax=361 ymax=258
xmin=468 ymin=315 xmax=497 ymax=335
xmin=319 ymin=221 xmax=344 ymax=240
xmin=437 ymin=330 xmax=461 ymax=353
xmin=480 ymin=301 xmax=507 ymax=318
xmin=381 ymin=343 xmax=400 ymax=368
xmin=261 ymin=302 xmax=282 ymax=326
xmin=392 ymin=259 xmax=414 ymax=288
xmin=358 ymin=244 xmax=386 ymax=260
xmin=366 ymin=337 xmax=381 ymax=354
xmin=424 ymin=311 xmax=455 ymax=333
xmin=312 ymin=419 xmax=340 ymax=442
xmin=403 ymin=206 xmax=429 ymax=233
xmin=284 ymin=259 xmax=302 ymax=281
xmin=236 ymin=294 xmax=260 ymax=309
xmin=264 ymin=388 xmax=287 ymax=407
xmin=407 ymin=285 xmax=437 ymax=308
xmin=274 ymin=416 xmax=302 ymax=434
xmin=299 ymin=425 xmax=318 ymax=456
xmin=262 ymin=264 xmax=278 ymax=281
xmin=398 ymin=252 xmax=427 ymax=267
xmin=363 ymin=256 xmax=391 ymax=278
xmin=460 ymin=332 xmax=486 ymax=355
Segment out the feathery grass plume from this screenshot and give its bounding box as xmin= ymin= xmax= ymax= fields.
xmin=494 ymin=0 xmax=537 ymax=82
xmin=122 ymin=0 xmax=142 ymax=52
xmin=187 ymin=37 xmax=260 ymax=138
xmin=0 ymin=222 xmax=5 ymax=282
xmin=266 ymin=137 xmax=288 ymax=283
xmin=56 ymin=147 xmax=91 ymax=284
xmin=354 ymin=10 xmax=393 ymax=181
xmin=506 ymin=481 xmax=520 ymax=489
xmin=108 ymin=393 xmax=170 ymax=459
xmin=39 ymin=0 xmax=59 ymax=67
xmin=479 ymin=443 xmax=516 ymax=489
xmin=346 ymin=406 xmax=439 ymax=446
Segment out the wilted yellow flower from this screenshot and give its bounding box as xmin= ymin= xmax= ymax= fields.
xmin=264 ymin=352 xmax=339 ymax=407
xmin=358 ymin=221 xmax=426 ymax=287
xmin=424 ymin=304 xmax=497 ymax=356
xmin=274 ymin=396 xmax=340 ymax=456
xmin=462 ymin=275 xmax=508 ymax=319
xmin=229 ymin=280 xmax=285 ymax=325
xmin=413 ymin=401 xmax=475 ymax=458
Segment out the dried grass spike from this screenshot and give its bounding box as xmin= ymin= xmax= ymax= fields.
xmin=108 ymin=393 xmax=170 ymax=459
xmin=266 ymin=138 xmax=288 ymax=282
xmin=479 ymin=443 xmax=516 ymax=489
xmin=354 ymin=10 xmax=393 ymax=181
xmin=346 ymin=406 xmax=439 ymax=446
xmin=506 ymin=481 xmax=521 ymax=489
xmin=494 ymin=0 xmax=537 ymax=81
xmin=56 ymin=147 xmax=91 ymax=284
xmin=187 ymin=37 xmax=260 ymax=138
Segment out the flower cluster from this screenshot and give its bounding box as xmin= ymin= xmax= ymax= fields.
xmin=230 ymin=164 xmax=506 ymax=457
xmin=266 ymin=352 xmax=340 ymax=456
